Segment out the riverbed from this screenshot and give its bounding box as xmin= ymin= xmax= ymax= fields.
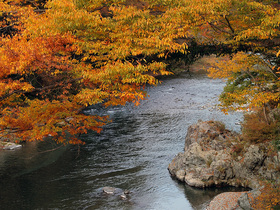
xmin=0 ymin=72 xmax=243 ymax=210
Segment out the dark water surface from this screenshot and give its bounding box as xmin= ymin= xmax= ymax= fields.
xmin=0 ymin=72 xmax=243 ymax=210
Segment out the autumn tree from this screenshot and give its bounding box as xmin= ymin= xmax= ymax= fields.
xmin=1 ymin=1 xmax=280 ymax=207
xmin=0 ymin=0 xmax=185 ymax=144
xmin=202 ymin=1 xmax=280 ymax=208
xmin=0 ymin=0 xmax=279 ymax=147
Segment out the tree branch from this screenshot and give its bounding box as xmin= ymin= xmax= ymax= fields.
xmin=224 ymin=15 xmax=235 ymax=35
xmin=0 ymin=77 xmax=83 ymax=102
xmin=207 ymin=21 xmax=234 ymax=36
xmin=258 ymin=58 xmax=279 ymax=79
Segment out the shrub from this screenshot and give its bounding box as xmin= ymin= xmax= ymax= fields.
xmin=252 ymin=183 xmax=280 ymax=210
xmin=273 ymin=140 xmax=280 ymax=151
xmin=231 ymin=142 xmax=246 ymax=158
xmin=241 ymin=108 xmax=280 ymax=144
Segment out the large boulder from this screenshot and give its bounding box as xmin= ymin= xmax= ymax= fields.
xmin=168 ymin=120 xmax=280 ymax=189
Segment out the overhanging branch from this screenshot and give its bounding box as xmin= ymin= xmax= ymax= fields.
xmin=0 ymin=77 xmax=83 ymax=102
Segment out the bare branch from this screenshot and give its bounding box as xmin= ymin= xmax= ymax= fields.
xmin=224 ymin=15 xmax=235 ymax=35
xmin=207 ymin=21 xmax=234 ymax=36
xmin=258 ymin=58 xmax=278 ymax=79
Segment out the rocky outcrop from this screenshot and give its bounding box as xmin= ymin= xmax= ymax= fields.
xmin=168 ymin=120 xmax=280 ymax=190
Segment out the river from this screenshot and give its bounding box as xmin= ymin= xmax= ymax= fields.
xmin=0 ymin=72 xmax=243 ymax=210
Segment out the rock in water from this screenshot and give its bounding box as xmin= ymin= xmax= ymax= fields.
xmin=101 ymin=187 xmax=132 ymax=201
xmin=124 ymin=190 xmax=131 ymax=194
xmin=168 ymin=120 xmax=280 ymax=209
xmin=2 ymin=142 xmax=22 ymax=150
xmin=102 ymin=187 xmax=116 ymax=195
xmin=120 ymin=193 xmax=127 ymax=200
xmin=168 ymin=120 xmax=280 ymax=189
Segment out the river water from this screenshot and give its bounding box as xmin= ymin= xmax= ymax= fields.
xmin=0 ymin=72 xmax=243 ymax=210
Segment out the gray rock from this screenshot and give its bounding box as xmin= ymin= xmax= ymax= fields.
xmin=237 ymin=188 xmax=262 ymax=210
xmin=244 ymin=145 xmax=266 ymax=170
xmin=169 ymin=120 xmax=280 ymax=189
xmin=175 ymin=169 xmax=186 ymax=182
xmin=168 ymin=152 xmax=185 ymax=177
xmin=102 ymin=187 xmax=132 ymax=200
xmin=102 ymin=187 xmax=117 ymax=195
xmin=120 ymin=193 xmax=127 ymax=200
xmin=237 ymin=192 xmax=252 ymax=210
xmin=124 ymin=190 xmax=131 ymax=194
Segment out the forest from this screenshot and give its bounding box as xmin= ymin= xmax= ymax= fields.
xmin=0 ymin=0 xmax=280 ymax=208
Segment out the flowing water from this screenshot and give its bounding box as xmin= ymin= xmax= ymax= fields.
xmin=0 ymin=72 xmax=244 ymax=210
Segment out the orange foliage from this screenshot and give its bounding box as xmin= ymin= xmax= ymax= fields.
xmin=208 ymin=52 xmax=280 ymax=113
xmin=252 ymin=183 xmax=280 ymax=209
xmin=0 ymin=0 xmax=279 ymax=144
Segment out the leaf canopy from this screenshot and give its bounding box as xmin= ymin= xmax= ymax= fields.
xmin=0 ymin=0 xmax=279 ymax=144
